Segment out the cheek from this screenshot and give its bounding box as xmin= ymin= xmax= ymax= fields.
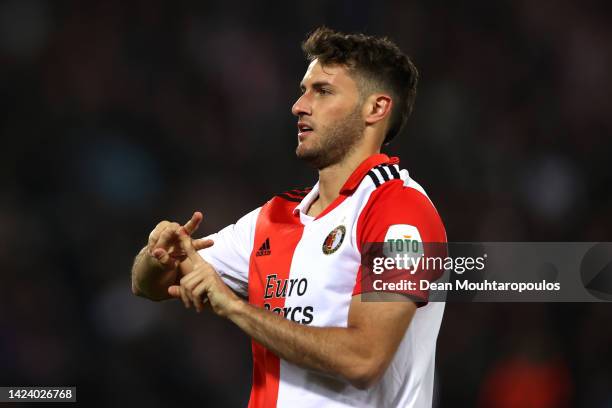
xmin=315 ymin=102 xmax=352 ymax=123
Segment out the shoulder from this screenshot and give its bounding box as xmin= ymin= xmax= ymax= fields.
xmin=256 ymin=186 xmax=313 ymax=224
xmin=273 ymin=187 xmax=313 ymax=203
xmin=357 ymin=177 xmax=446 ymax=243
xmin=366 ymin=179 xmax=438 ymax=217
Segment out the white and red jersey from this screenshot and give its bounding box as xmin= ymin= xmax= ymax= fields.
xmin=199 ymin=154 xmax=447 ymax=408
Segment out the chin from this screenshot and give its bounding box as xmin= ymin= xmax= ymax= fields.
xmin=296 ymin=147 xmax=319 ymax=164
xmin=296 ymin=142 xmax=313 ymax=159
xmin=297 ymin=150 xmax=335 ymax=170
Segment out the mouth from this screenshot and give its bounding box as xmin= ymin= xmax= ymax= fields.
xmin=297 ymin=122 xmax=314 ymax=140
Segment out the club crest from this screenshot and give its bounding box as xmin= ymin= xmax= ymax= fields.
xmin=322 ymin=225 xmax=346 ymax=255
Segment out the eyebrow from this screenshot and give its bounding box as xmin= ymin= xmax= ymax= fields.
xmin=300 ymin=81 xmax=334 ymax=92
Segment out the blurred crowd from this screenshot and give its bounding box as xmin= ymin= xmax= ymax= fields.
xmin=1 ymin=0 xmax=611 ymax=406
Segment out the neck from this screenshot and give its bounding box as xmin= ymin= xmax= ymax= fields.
xmin=316 ymin=145 xmax=380 ymax=210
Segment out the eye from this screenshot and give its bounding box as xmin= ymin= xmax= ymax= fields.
xmin=317 ymin=88 xmax=331 ymax=95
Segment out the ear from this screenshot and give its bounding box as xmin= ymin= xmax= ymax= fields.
xmin=364 ymin=94 xmax=393 ymax=127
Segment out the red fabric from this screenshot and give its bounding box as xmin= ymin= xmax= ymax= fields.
xmin=247 ymin=197 xmax=305 ymax=408
xmin=353 ymin=180 xmax=447 ymax=304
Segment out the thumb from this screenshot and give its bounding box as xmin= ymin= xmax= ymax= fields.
xmin=168 ymin=285 xmax=181 ymax=298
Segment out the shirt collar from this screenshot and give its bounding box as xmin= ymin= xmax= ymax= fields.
xmin=293 ymin=182 xmax=320 ymax=216
xmin=340 ymin=153 xmax=398 ymax=194
xmin=292 ymin=153 xmax=399 ymax=216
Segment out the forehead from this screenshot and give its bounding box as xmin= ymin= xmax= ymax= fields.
xmin=300 ymin=59 xmax=357 ymax=90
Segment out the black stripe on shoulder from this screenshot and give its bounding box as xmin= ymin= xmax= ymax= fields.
xmin=368 ymin=164 xmax=402 ymax=189
xmin=276 ymin=193 xmax=304 ymax=202
xmin=288 ymin=187 xmax=312 ymax=197
xmin=282 ymin=192 xmax=306 ymax=200
xmin=386 ymin=164 xmax=401 ymax=179
xmin=367 ymin=170 xmax=381 ymax=187
xmin=275 ymin=186 xmax=312 ymax=201
xmin=375 ymin=165 xmax=390 ymax=182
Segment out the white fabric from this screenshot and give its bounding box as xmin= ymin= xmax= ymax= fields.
xmin=198 ymin=207 xmax=261 ymax=297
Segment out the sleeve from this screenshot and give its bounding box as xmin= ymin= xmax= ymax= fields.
xmin=353 ymin=182 xmax=447 ymax=305
xmin=197 ymin=207 xmax=261 ymax=297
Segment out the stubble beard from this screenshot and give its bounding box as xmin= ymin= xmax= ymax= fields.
xmin=296 ymin=105 xmax=365 ymax=170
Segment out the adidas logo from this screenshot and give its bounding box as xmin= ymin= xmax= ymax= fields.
xmin=256 ymin=238 xmax=271 ymax=256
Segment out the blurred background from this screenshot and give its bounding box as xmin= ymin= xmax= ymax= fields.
xmin=1 ymin=0 xmax=611 ymax=406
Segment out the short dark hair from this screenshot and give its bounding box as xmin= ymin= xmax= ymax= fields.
xmin=302 ymin=27 xmax=418 ymax=145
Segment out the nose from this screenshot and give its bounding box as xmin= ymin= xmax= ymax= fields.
xmin=291 ymin=93 xmax=311 ymax=117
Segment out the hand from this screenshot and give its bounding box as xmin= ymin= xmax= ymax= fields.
xmin=147 ymin=211 xmax=213 ymax=272
xmin=168 ymin=230 xmax=242 ymax=317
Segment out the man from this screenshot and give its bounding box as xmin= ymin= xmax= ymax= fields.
xmin=132 ymin=27 xmax=446 ymax=407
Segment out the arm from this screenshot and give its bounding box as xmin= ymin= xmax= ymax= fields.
xmin=131 ymin=244 xmax=177 ymax=301
xmin=171 ymin=230 xmax=416 ymax=389
xmin=229 ymin=294 xmax=415 ymax=389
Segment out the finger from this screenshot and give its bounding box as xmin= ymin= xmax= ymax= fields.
xmin=152 ymin=248 xmax=173 ymax=266
xmin=184 ymin=283 xmax=202 ymax=309
xmin=168 ymin=285 xmax=181 ymax=298
xmin=156 ymin=223 xmax=181 ymax=250
xmin=180 ymin=271 xmax=203 ymax=290
xmin=192 ymin=281 xmax=209 ymax=313
xmin=181 ymin=273 xmax=200 ymax=303
xmin=182 ymin=211 xmax=203 ymax=235
xmin=192 ymin=238 xmax=215 ymax=251
xmin=180 ymin=286 xmax=191 ymax=308
xmin=194 ymin=298 xmax=208 ymax=313
xmin=178 ymin=231 xmax=204 ymax=264
xmin=148 ymin=220 xmax=171 ymax=248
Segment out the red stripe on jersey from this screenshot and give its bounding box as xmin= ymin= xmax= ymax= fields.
xmin=353 ymin=180 xmax=447 ymax=304
xmin=248 ymin=197 xmax=305 ymax=408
